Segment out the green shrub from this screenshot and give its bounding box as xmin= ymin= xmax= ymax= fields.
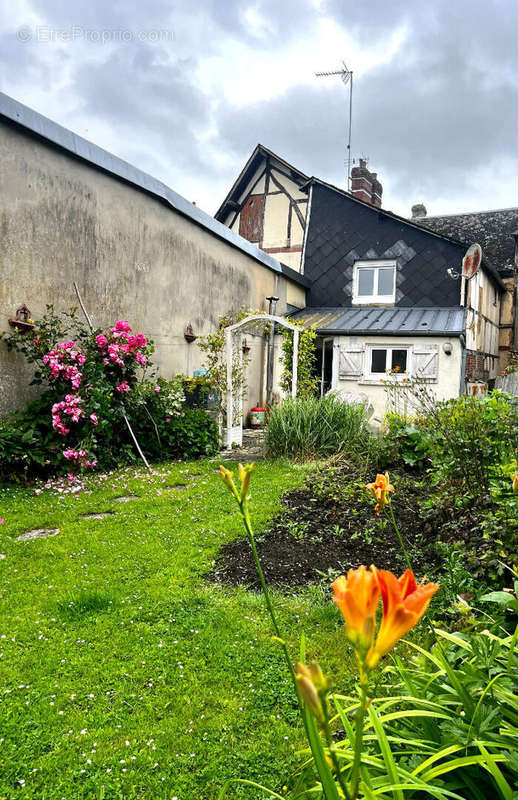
xmin=134 ymin=406 xmax=218 ymax=460
xmin=424 ymin=392 xmax=518 ymax=496
xmin=385 ymin=412 xmax=432 ymax=468
xmin=265 ymin=395 xmax=370 ymax=460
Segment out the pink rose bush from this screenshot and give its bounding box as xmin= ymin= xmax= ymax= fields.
xmin=40 ymin=319 xmax=152 ymax=471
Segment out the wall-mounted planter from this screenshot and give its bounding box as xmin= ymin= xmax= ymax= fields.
xmin=184 ymin=322 xmax=197 ymax=343
xmin=8 ymin=304 xmax=35 ymax=333
xmin=8 ymin=318 xmax=35 ymax=333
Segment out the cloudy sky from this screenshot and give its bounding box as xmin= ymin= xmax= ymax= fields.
xmin=1 ymin=0 xmax=517 ymax=218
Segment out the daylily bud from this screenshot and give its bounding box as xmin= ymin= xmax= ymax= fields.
xmin=307 ymin=661 xmax=327 ymax=692
xmin=294 ymin=661 xmax=328 ymax=721
xmin=238 ymin=462 xmax=254 ymax=499
xmin=510 ymin=472 xmax=518 ymax=494
xmin=219 ymin=465 xmax=237 ymax=497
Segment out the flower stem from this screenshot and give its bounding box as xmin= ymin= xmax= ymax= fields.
xmin=321 ymin=697 xmax=352 ymax=800
xmin=349 ymin=685 xmax=368 ymax=799
xmin=240 ymin=500 xmax=283 ymax=639
xmin=238 ymin=499 xmax=313 ymax=737
xmin=386 ymin=500 xmax=413 ymax=572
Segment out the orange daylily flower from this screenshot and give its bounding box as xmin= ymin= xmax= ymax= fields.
xmin=510 ymin=472 xmax=518 ymax=494
xmin=366 ymin=567 xmax=439 ymax=669
xmin=365 ymin=472 xmax=394 ymax=515
xmin=332 ymin=566 xmax=380 ymax=650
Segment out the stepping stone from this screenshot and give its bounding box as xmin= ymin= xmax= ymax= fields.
xmin=164 ymin=483 xmax=192 ymax=490
xmin=17 ymin=528 xmax=60 ymax=541
xmin=80 ymin=512 xmax=113 ymax=520
xmin=113 ymin=495 xmax=140 ymax=503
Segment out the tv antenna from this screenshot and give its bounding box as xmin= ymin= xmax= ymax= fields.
xmin=315 ymin=60 xmax=353 ymax=189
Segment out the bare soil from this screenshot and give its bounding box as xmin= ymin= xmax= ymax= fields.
xmin=209 ymin=465 xmax=441 ymax=589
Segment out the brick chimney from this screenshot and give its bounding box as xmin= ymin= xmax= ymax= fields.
xmin=350 ymin=158 xmax=383 ymax=207
xmin=411 ymin=203 xmax=427 ymax=219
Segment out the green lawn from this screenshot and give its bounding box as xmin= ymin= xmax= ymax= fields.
xmin=0 ymin=459 xmax=352 ymax=799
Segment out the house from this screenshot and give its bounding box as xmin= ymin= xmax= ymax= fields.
xmin=218 ymin=147 xmax=513 ymax=423
xmin=0 ymin=94 xmax=308 ymax=417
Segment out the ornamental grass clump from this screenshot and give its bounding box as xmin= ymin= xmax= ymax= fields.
xmin=218 ymin=464 xmax=517 ymax=799
xmin=265 ymin=395 xmax=370 ymax=460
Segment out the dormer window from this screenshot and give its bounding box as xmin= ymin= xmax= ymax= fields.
xmin=352 ymin=260 xmax=396 ymax=305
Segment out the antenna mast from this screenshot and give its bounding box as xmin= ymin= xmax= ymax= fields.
xmin=315 ymin=61 xmax=353 ymax=189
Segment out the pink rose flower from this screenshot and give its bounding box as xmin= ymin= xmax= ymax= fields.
xmin=90 ymin=413 xmax=98 ymax=426
xmin=115 ymin=320 xmax=131 ymax=333
xmin=116 ymin=381 xmax=130 ymax=393
xmin=154 ymin=386 xmax=161 ymax=393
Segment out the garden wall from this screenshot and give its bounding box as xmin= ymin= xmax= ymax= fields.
xmin=0 ymin=118 xmax=306 ymax=417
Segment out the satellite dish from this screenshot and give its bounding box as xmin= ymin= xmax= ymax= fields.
xmin=462 ymin=243 xmax=482 ymax=280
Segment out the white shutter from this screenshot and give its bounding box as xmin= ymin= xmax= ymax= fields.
xmin=339 ymin=345 xmax=364 ymax=379
xmin=413 ymin=344 xmax=439 ymax=382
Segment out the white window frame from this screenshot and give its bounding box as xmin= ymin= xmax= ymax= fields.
xmin=352 ymin=260 xmax=396 ymax=305
xmin=365 ymin=344 xmax=411 ymax=381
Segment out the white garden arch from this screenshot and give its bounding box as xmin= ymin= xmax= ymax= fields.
xmin=225 ymin=314 xmax=300 ymax=449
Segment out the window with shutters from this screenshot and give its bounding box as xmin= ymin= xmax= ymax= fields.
xmin=339 ymin=341 xmax=439 ymax=383
xmin=352 ymin=260 xmax=396 ymax=305
xmin=365 ymin=345 xmax=410 ymax=380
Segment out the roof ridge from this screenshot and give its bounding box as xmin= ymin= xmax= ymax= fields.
xmin=424 ymin=206 xmax=518 ymax=219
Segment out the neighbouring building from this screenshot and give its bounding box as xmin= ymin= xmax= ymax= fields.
xmin=218 ymin=146 xmax=514 ymax=423
xmin=0 ymin=94 xmax=308 ymax=417
xmin=215 ymin=144 xmax=310 ymax=273
xmin=414 ymin=205 xmax=518 ymax=372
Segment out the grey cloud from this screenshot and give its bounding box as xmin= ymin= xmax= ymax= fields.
xmin=72 ymin=45 xmax=213 ymax=177
xmin=215 ymin=0 xmax=518 ymax=213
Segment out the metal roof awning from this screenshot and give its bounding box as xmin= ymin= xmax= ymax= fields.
xmin=290 ymin=306 xmax=466 ymax=336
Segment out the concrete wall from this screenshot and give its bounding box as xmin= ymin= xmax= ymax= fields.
xmin=331 ymin=334 xmax=463 ymax=425
xmin=0 ymin=120 xmax=306 ymax=417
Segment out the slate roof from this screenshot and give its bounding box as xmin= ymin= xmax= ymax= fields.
xmin=301 ymin=177 xmax=508 ymax=296
xmin=291 ymin=306 xmax=466 ymax=336
xmin=0 ymin=92 xmax=309 ymax=288
xmin=416 ymin=208 xmax=518 ymax=276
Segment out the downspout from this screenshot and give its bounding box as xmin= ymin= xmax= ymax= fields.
xmin=459 ymin=333 xmax=467 ymax=396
